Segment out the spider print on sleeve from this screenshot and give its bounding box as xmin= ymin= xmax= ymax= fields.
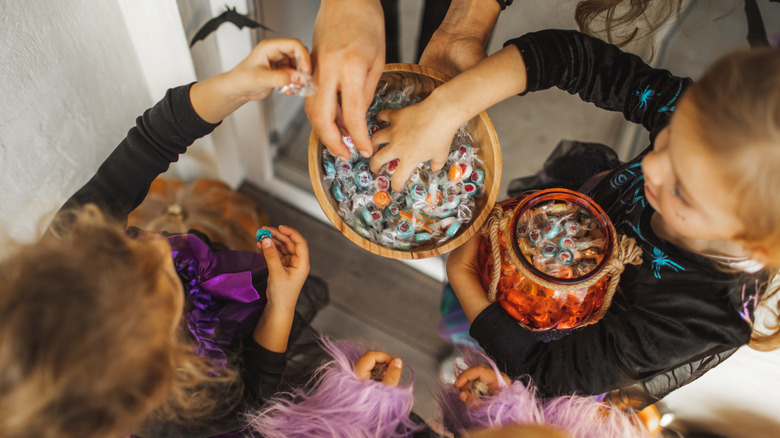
xmin=650 ymin=247 xmax=684 ymax=279
xmin=657 ymin=81 xmax=683 ymax=113
xmin=635 ymin=86 xmax=655 ymax=111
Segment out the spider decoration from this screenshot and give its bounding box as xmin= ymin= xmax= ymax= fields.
xmin=634 ymin=86 xmax=655 ymax=111
xmin=650 ymin=247 xmax=684 ymax=279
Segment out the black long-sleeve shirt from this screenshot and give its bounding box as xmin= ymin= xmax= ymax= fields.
xmin=470 ymin=30 xmax=768 ymax=399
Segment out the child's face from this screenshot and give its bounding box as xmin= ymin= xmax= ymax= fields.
xmin=641 ymin=95 xmax=744 ymax=244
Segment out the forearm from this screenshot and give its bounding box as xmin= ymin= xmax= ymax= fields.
xmin=439 ymin=0 xmax=502 ymax=42
xmin=189 ymin=72 xmax=250 ymax=124
xmin=252 ymin=304 xmax=296 ymax=353
xmin=424 ymin=45 xmax=526 ymax=128
xmin=449 ymin=272 xmax=492 ymax=323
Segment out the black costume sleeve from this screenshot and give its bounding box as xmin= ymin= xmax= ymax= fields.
xmin=470 ymin=277 xmax=751 ymax=397
xmin=57 ymin=84 xmax=220 ymax=224
xmin=506 ymin=29 xmax=692 ymax=133
xmin=242 ymin=338 xmax=287 ymax=402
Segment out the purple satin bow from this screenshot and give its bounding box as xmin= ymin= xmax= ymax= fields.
xmin=167 ymin=234 xmax=267 ymax=369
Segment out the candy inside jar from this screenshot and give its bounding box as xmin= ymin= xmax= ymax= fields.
xmin=514 ymin=200 xmax=607 ymax=280
xmin=319 ymin=85 xmax=488 ymax=251
xmin=478 ymin=189 xmax=623 ymax=331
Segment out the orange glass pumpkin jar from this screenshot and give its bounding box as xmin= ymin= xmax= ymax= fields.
xmin=477 ymin=188 xmax=641 ymax=331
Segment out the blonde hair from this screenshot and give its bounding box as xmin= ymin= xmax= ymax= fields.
xmin=0 ymin=206 xmax=241 ymax=438
xmin=574 ymin=0 xmax=682 ymax=48
xmin=685 ymin=47 xmax=780 ymax=351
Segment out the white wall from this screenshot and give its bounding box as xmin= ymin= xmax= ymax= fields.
xmin=0 ymin=0 xmax=152 ymax=240
xmin=0 ymin=0 xmax=240 ymax=241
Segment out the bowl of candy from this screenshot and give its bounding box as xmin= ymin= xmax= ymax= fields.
xmin=309 ymin=63 xmax=502 ymax=259
xmin=476 ymin=188 xmax=641 ymax=331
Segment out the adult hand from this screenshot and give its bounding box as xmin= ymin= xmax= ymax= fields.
xmin=354 ymin=350 xmax=404 ymax=386
xmin=306 ymin=0 xmax=386 ymax=161
xmin=418 ymin=0 xmax=500 ymax=77
xmin=454 ymin=365 xmax=511 ymax=406
xmin=369 ymin=98 xmax=461 ymax=192
xmin=257 ymin=225 xmax=310 ymax=313
xmin=446 ymin=233 xmax=492 ymax=322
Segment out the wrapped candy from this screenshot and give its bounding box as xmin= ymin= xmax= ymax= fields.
xmin=320 ymin=85 xmax=487 ymax=251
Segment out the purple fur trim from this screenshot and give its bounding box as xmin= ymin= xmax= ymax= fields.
xmin=438 ymin=349 xmax=544 ymax=434
xmin=247 ymin=337 xmax=421 ymax=438
xmin=438 ymin=349 xmax=649 ymax=438
xmin=542 ymin=396 xmax=649 ymax=438
xmin=439 ymin=380 xmax=544 ymax=434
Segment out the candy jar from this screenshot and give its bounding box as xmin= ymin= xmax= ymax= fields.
xmin=477 ymin=188 xmax=642 ymax=331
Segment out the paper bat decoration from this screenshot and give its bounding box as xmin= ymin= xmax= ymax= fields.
xmin=190 ymin=6 xmax=270 ymax=48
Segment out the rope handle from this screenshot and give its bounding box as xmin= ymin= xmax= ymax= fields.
xmin=483 ymin=204 xmax=643 ymax=314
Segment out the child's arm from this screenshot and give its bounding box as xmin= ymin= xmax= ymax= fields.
xmin=371 ymin=29 xmax=691 ymax=192
xmin=253 ymin=225 xmax=310 ymax=353
xmin=190 ymin=38 xmax=310 ymax=124
xmin=57 ymin=38 xmax=310 ymax=224
xmin=447 ymin=233 xmax=493 ymax=322
xmin=370 ymin=45 xmax=527 ymax=192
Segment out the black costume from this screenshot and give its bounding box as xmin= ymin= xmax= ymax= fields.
xmin=470 ymin=30 xmax=769 ymax=403
xmin=59 ymin=85 xmax=328 ymax=437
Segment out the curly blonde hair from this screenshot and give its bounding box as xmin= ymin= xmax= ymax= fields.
xmin=0 ymin=206 xmax=241 ymax=438
xmin=684 ymin=47 xmax=780 ymax=351
xmin=574 ymin=0 xmax=683 ymax=47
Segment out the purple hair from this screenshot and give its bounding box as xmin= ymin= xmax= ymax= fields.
xmin=247 ymin=337 xmax=421 ymax=438
xmin=438 ymin=349 xmax=649 ymax=438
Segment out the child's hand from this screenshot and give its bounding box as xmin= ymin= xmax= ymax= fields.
xmin=231 ymin=38 xmax=312 ymax=101
xmin=446 ymin=234 xmax=492 ymax=323
xmin=190 ymin=38 xmax=312 ymax=124
xmin=257 ymin=225 xmax=310 ymax=313
xmin=354 ymin=351 xmax=403 ymax=386
xmin=454 ymin=365 xmax=511 ymax=407
xmin=369 ymin=100 xmax=462 ymax=192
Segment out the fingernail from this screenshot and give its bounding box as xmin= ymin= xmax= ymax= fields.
xmin=262 ymin=239 xmax=273 ymax=248
xmin=391 ymin=358 xmax=402 ymax=367
xmin=290 ymin=71 xmax=300 ymax=83
xmin=360 ymin=150 xmax=371 ymax=158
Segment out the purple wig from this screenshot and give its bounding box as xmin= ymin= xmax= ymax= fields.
xmin=437 ymin=349 xmax=649 ymax=438
xmin=247 ymin=337 xmax=422 ymax=438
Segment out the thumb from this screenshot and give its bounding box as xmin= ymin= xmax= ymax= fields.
xmin=258 ymin=238 xmax=283 ymax=273
xmin=381 ymin=358 xmax=403 ymax=386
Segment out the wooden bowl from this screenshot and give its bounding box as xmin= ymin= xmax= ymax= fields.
xmin=308 ymin=63 xmax=502 ymax=259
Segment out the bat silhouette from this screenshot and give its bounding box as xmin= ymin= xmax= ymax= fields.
xmin=190 ymin=6 xmax=270 ymax=48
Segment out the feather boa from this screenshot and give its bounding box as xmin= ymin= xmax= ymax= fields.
xmin=437 ymin=349 xmax=650 ymax=438
xmin=247 ymin=337 xmax=421 ymax=438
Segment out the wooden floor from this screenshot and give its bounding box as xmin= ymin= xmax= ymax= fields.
xmin=240 ymin=184 xmax=454 ymax=423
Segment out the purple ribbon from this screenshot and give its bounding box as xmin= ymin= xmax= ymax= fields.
xmin=167 ymin=234 xmax=267 ymax=369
